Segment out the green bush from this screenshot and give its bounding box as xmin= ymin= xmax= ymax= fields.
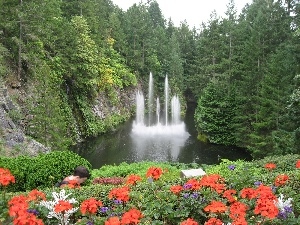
xmin=0 ymin=151 xmax=92 ymax=191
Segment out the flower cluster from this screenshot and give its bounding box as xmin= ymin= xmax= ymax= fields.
xmin=4 ymin=161 xmax=300 ymax=225
xmin=146 ymin=166 xmax=163 ymax=180
xmin=8 ymin=190 xmax=45 ymax=225
xmin=0 ymin=167 xmax=15 ymax=186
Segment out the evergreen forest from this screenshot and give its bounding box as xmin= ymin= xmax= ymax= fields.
xmin=0 ymin=0 xmax=300 ymax=159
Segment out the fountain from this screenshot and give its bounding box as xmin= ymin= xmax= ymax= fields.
xmin=131 ymin=72 xmax=189 ymax=137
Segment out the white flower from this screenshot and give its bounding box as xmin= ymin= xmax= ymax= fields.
xmin=275 ymin=193 xmax=293 ymax=211
xmin=40 ymin=189 xmax=78 ymax=225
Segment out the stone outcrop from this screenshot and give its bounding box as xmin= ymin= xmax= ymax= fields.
xmin=0 ymin=86 xmax=49 ymax=157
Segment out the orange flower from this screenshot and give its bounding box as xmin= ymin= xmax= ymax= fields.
xmin=229 ymin=201 xmax=248 ymax=221
xmin=13 ymin=213 xmax=44 ymax=225
xmin=54 ymin=200 xmax=73 ymax=213
xmin=146 ymin=167 xmax=163 ymax=180
xmin=170 ymin=185 xmax=183 ymax=195
xmin=27 ymin=189 xmax=46 ymax=202
xmin=105 ymin=216 xmax=121 ymax=225
xmin=204 ymin=201 xmax=227 ymax=213
xmin=120 ymin=208 xmax=143 ymax=225
xmin=185 ymin=178 xmax=201 ymax=190
xmin=274 ymin=174 xmax=289 ymax=187
xmin=254 ymin=198 xmax=279 ymax=219
xmin=223 ymin=189 xmax=237 ymax=203
xmin=200 ymin=174 xmax=226 ymax=193
xmin=126 ymin=174 xmax=142 ymax=185
xmin=204 ymin=218 xmax=223 ymax=225
xmin=264 ymin=163 xmax=276 ymax=170
xmin=295 ymin=160 xmax=300 ymax=168
xmin=240 ymin=187 xmax=257 ymax=199
xmin=0 ymin=168 xmax=15 ymax=186
xmin=67 ymin=179 xmax=80 ymax=188
xmin=108 ymin=186 xmax=130 ymax=202
xmin=180 ymin=218 xmax=199 ymax=225
xmin=80 ymin=198 xmax=103 ymax=215
xmin=8 ymin=195 xmax=29 ymax=217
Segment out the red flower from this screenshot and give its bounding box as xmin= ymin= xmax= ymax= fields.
xmin=204 ymin=218 xmax=223 ymax=225
xmin=105 ymin=216 xmax=121 ymax=225
xmin=274 ymin=174 xmax=289 ymax=187
xmin=8 ymin=195 xmax=29 ymax=217
xmin=109 ymin=186 xmax=130 ymax=202
xmin=170 ymin=185 xmax=184 ymax=195
xmin=27 ymin=189 xmax=46 ymax=202
xmin=264 ymin=163 xmax=276 ymax=170
xmin=146 ymin=167 xmax=163 ymax=180
xmin=254 ymin=198 xmax=279 ymax=219
xmin=54 ymin=200 xmax=73 ymax=213
xmin=120 ymin=208 xmax=143 ymax=225
xmin=80 ymin=198 xmax=103 ymax=215
xmin=0 ymin=168 xmax=15 ymax=186
xmin=223 ymin=189 xmax=237 ymax=203
xmin=180 ymin=218 xmax=199 ymax=225
xmin=126 ymin=174 xmax=142 ymax=185
xmin=296 ymin=160 xmax=300 ymax=168
xmin=13 ymin=213 xmax=44 ymax=225
xmin=185 ymin=178 xmax=201 ymax=190
xmin=229 ymin=201 xmax=248 ymax=221
xmin=200 ymin=174 xmax=226 ymax=193
xmin=240 ymin=187 xmax=257 ymax=199
xmin=67 ymin=179 xmax=81 ymax=188
xmin=204 ymin=201 xmax=227 ymax=213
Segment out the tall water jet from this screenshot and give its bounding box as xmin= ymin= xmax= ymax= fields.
xmin=171 ymin=95 xmax=180 ymax=124
xmin=148 ymin=72 xmax=154 ymax=125
xmin=136 ymin=90 xmax=144 ymax=125
xmin=156 ymin=97 xmax=160 ymax=124
xmin=164 ymin=75 xmax=169 ymax=126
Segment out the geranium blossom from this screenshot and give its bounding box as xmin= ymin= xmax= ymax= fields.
xmin=180 ymin=218 xmax=199 ymax=225
xmin=296 ymin=160 xmax=300 ymax=168
xmin=105 ymin=216 xmax=121 ymax=225
xmin=264 ymin=163 xmax=276 ymax=170
xmin=146 ymin=166 xmax=163 ymax=180
xmin=204 ymin=217 xmax=223 ymax=225
xmin=274 ymin=174 xmax=289 ymax=187
xmin=80 ymin=198 xmax=103 ymax=215
xmin=108 ymin=186 xmax=130 ymax=202
xmin=120 ymin=208 xmax=143 ymax=224
xmin=204 ymin=201 xmax=227 ymax=213
xmin=170 ymin=185 xmax=184 ymax=195
xmin=126 ymin=174 xmax=142 ymax=185
xmin=0 ymin=168 xmax=15 ymax=186
xmin=39 ymin=189 xmax=78 ymax=225
xmin=223 ymin=189 xmax=237 ymax=203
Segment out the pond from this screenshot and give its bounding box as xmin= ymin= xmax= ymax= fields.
xmin=72 ymin=103 xmax=252 ymax=169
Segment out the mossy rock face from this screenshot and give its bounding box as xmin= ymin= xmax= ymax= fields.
xmin=197 ymin=133 xmax=209 ymax=143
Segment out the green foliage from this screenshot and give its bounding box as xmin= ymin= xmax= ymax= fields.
xmin=0 ymin=151 xmax=91 ymax=191
xmin=3 ymin=155 xmax=300 ymax=224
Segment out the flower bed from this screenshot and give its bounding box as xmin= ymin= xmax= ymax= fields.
xmin=1 ymin=156 xmax=300 ymax=224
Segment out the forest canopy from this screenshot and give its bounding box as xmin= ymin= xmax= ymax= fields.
xmin=0 ymin=0 xmax=299 ymax=158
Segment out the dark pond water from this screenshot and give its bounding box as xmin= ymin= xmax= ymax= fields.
xmin=72 ymin=103 xmax=252 ymax=169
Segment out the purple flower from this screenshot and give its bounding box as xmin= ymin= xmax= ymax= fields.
xmin=254 ymin=181 xmax=262 ymax=187
xmin=114 ymin=199 xmax=122 ymax=205
xmin=86 ymin=221 xmax=94 ymax=225
xmin=27 ymin=209 xmax=39 ymax=216
xmin=100 ymin=206 xmax=109 ymax=213
xmin=183 ymin=183 xmax=192 ymax=189
xmin=183 ymin=193 xmax=189 ymax=198
xmin=192 ymin=193 xmax=199 ymax=199
xmin=228 ymin=165 xmax=235 ymax=170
